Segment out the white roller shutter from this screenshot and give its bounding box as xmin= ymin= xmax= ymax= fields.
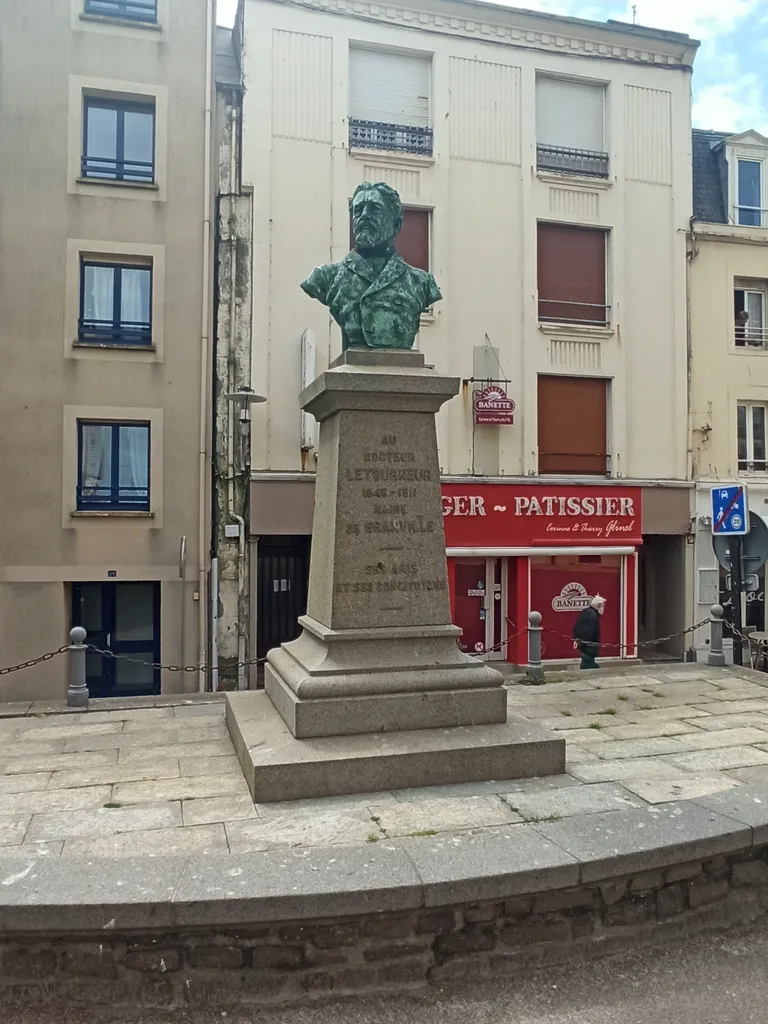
xmin=536 ymin=76 xmax=605 ymax=153
xmin=349 ymin=47 xmax=430 ymax=128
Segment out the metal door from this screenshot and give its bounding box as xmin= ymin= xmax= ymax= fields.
xmin=256 ymin=537 xmax=311 ymax=660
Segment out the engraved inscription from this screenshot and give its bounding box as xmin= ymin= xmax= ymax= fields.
xmin=336 ymin=431 xmax=446 ymax=610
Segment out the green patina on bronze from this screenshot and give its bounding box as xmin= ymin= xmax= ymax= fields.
xmin=301 ymin=181 xmax=442 ymax=351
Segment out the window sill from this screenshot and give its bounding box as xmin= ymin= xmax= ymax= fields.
xmin=348 ymin=148 xmax=435 ymax=168
xmin=76 ymin=177 xmax=159 ymax=191
xmin=539 ymin=322 xmax=615 ymax=339
xmin=536 ymin=170 xmax=614 ymax=190
xmin=73 ymin=341 xmax=156 ymax=352
xmin=733 ymin=346 xmax=768 ymax=354
xmin=79 ymin=13 xmax=161 ymax=30
xmin=420 ymin=312 xmax=436 ymax=326
xmin=71 ymin=510 xmax=154 ymax=519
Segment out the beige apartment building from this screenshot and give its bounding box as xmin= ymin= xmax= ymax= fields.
xmin=240 ymin=0 xmax=698 ymax=669
xmin=0 ymin=0 xmax=216 ymax=700
xmin=690 ymin=128 xmax=768 ymax=659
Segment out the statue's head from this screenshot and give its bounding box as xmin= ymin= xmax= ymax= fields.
xmin=351 ymin=181 xmax=403 ymax=254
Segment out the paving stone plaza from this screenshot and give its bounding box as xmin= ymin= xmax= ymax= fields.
xmin=1 ymin=662 xmax=768 ymax=859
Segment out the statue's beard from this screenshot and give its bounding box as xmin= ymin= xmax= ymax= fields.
xmin=354 ymin=223 xmax=390 ymax=253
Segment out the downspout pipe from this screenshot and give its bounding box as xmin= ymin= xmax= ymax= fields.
xmin=198 ymin=0 xmax=215 ymax=691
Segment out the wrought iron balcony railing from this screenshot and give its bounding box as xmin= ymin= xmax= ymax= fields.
xmin=81 ymin=155 xmax=155 ymax=183
xmin=537 ymin=143 xmax=609 ymax=179
xmin=538 ymin=298 xmax=611 ymax=328
xmin=349 ymin=119 xmax=433 ymax=156
xmin=77 ymin=485 xmax=150 ymax=512
xmin=78 ymin=319 xmax=152 ymax=347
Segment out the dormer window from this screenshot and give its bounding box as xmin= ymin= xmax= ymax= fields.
xmin=724 ymin=132 xmax=768 ymax=228
xmin=738 ymin=159 xmax=763 ymax=226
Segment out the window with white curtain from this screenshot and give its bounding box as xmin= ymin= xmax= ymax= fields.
xmin=348 ymin=47 xmax=433 ymax=155
xmin=536 ymin=75 xmax=608 ymax=178
xmin=79 ymin=260 xmax=152 ymax=346
xmin=82 ymin=96 xmax=155 ymax=182
xmin=77 ymin=421 xmax=150 ymax=510
xmin=738 ymin=403 xmax=768 ymax=473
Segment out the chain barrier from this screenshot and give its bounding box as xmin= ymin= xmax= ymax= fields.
xmin=466 ymin=626 xmax=527 ymax=658
xmin=0 ymin=646 xmax=69 ymax=677
xmin=541 ymin=618 xmax=712 ymax=654
xmin=85 ymin=645 xmax=269 ymax=675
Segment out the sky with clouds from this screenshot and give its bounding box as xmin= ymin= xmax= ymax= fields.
xmin=216 ymin=0 xmax=768 ymax=133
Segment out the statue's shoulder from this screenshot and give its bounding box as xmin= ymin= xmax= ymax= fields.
xmin=402 ymin=262 xmax=442 ymax=306
xmin=302 ymin=259 xmax=348 ymax=303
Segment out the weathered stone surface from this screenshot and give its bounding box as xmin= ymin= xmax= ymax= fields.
xmin=25 ymin=802 xmax=182 ymax=842
xmin=225 ymin=810 xmax=374 ymax=853
xmin=0 ymin=774 xmax=51 ymax=795
xmin=629 ymin=870 xmax=665 ymax=893
xmin=182 ymin=796 xmax=257 ymax=827
xmin=533 ymin=889 xmax=594 ymax=914
xmin=434 ymin=925 xmax=495 ymax=958
xmin=676 ymin=728 xmax=768 ymax=752
xmin=604 ymin=896 xmax=655 ymax=927
xmin=621 ymin=774 xmax=739 ymax=805
xmin=400 ymin=825 xmax=579 ymax=907
xmin=0 ymin=842 xmax=62 ymax=860
xmin=656 ymin=883 xmax=685 ymax=919
xmin=187 ymin=946 xmax=243 ymax=969
xmin=669 ymin=747 xmax=768 ymax=773
xmin=568 ymin=759 xmax=687 ymax=785
xmin=415 ymin=909 xmax=456 ymax=934
xmin=63 ymin=824 xmax=227 ymax=859
xmin=363 ymin=942 xmax=426 ymax=962
xmin=692 ymin=786 xmax=768 ymax=844
xmin=251 ymin=945 xmax=305 ymax=969
xmin=178 ymin=755 xmax=242 ymax=778
xmin=687 ymin=878 xmax=729 ymax=908
xmin=62 ymin=948 xmax=118 ymax=978
xmin=0 ymin=787 xmax=111 ymax=817
xmin=368 ymin=796 xmax=519 ymax=836
xmin=125 ymin=948 xmax=181 ymax=973
xmin=534 ymin=803 xmax=750 ymax=884
xmin=499 ymin=916 xmax=570 ymax=946
xmin=732 ymin=859 xmax=768 ymax=886
xmin=503 ymin=782 xmax=643 ymax=821
xmin=46 ymin=762 xmax=180 ymax=790
xmin=112 ymin=776 xmax=246 ymax=806
xmin=118 ymin=741 xmax=234 ymax=763
xmin=0 ymin=818 xmax=29 ymax=847
xmin=2 ymin=946 xmax=57 ymax=978
xmin=362 ymin=915 xmax=413 ymax=939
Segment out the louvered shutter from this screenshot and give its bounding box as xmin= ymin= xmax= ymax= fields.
xmin=349 ymin=48 xmax=430 ymax=128
xmin=536 ymin=76 xmax=604 ymax=153
xmin=537 ymin=223 xmax=607 ymax=324
xmin=537 ymin=376 xmax=607 ymax=475
xmin=395 ymin=209 xmax=430 ymax=270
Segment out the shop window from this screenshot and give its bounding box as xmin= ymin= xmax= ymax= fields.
xmin=536 ymin=75 xmax=608 ymax=178
xmin=734 ymin=282 xmax=767 ymax=348
xmin=348 ymin=47 xmax=432 ymax=156
xmin=737 ymin=402 xmax=768 ymax=472
xmin=348 ymin=207 xmax=431 ymax=271
xmin=537 ymin=375 xmax=608 ymax=475
xmin=537 ymin=223 xmax=609 ymax=326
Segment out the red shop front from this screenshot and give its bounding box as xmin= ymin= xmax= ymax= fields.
xmin=441 ymin=485 xmax=642 ymax=664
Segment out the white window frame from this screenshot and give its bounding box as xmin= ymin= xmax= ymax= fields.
xmin=737 ymin=402 xmax=768 ymax=474
xmin=726 ymin=137 xmax=768 ymax=228
xmin=734 ymin=280 xmax=767 ymax=349
xmin=535 ymin=74 xmax=608 ymax=179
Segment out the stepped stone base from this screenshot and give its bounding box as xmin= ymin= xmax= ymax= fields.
xmin=226 ymin=691 xmax=565 ymax=803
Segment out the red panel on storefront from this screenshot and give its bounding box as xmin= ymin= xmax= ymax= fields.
xmin=531 ymin=556 xmax=622 ymax=661
xmin=441 ymin=485 xmax=642 ymax=548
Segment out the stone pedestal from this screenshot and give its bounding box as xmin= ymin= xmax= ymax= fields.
xmin=264 ymin=349 xmax=506 ymax=738
xmin=227 ymin=349 xmax=565 ymax=801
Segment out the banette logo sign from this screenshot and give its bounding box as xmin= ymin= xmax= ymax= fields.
xmin=440 ymin=485 xmax=643 ymax=548
xmin=551 ymin=582 xmax=592 ymax=612
xmin=473 ymin=385 xmax=515 ymax=425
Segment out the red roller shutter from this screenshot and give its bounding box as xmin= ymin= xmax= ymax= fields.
xmin=538 ymin=375 xmax=607 ymax=474
xmin=537 ymin=223 xmax=607 ymax=325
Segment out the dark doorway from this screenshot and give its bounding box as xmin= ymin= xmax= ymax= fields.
xmin=638 ymin=536 xmax=686 ymax=659
xmin=72 ymin=581 xmax=161 ymax=697
xmin=256 ymin=536 xmax=311 ymax=661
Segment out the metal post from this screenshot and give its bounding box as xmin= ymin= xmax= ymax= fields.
xmin=729 ymin=536 xmax=744 ymax=666
xmin=708 ymin=604 xmax=726 ymax=668
xmin=67 ymin=627 xmax=89 ymax=709
xmin=526 ymin=611 xmax=544 ymax=684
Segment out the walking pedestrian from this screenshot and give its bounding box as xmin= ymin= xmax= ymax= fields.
xmin=573 ymin=595 xmax=606 ymax=670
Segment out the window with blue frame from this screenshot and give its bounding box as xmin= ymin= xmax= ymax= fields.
xmin=77 ymin=421 xmax=151 ymax=511
xmin=79 ymin=261 xmax=152 ymax=347
xmin=84 ymin=0 xmax=158 ymax=24
xmin=82 ymin=97 xmax=155 ymax=182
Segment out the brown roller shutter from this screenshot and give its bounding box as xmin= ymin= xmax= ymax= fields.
xmin=537 ymin=223 xmax=607 ymax=325
xmin=538 ymin=375 xmax=607 ymax=474
xmin=348 ymin=207 xmax=430 ymax=271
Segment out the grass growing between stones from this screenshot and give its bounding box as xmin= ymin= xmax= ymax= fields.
xmin=589 ymin=723 xmax=604 ymax=730
xmin=597 ymin=709 xmax=617 ymax=716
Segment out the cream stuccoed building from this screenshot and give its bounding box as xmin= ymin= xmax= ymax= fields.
xmin=0 ymin=0 xmax=216 ymax=700
xmin=238 ymin=0 xmax=699 ymax=670
xmin=690 ymin=129 xmax=768 ymax=661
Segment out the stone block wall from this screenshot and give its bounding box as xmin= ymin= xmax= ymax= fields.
xmin=3 ymin=847 xmax=768 ymax=1010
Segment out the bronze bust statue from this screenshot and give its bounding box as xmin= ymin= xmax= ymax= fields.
xmin=301 ymin=181 xmax=442 ymax=351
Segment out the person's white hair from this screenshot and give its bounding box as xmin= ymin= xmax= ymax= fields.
xmin=590 ymin=594 xmax=606 ymax=609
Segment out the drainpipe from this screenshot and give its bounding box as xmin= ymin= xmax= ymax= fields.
xmin=197 ymin=0 xmax=215 ymax=692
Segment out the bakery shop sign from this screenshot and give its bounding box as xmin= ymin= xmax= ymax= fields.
xmin=441 ymin=485 xmax=643 ymax=548
xmin=473 ymin=385 xmax=515 ymax=425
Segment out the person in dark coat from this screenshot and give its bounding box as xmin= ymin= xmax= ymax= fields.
xmin=573 ymin=595 xmax=606 ymax=669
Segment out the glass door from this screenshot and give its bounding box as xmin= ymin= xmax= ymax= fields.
xmin=72 ymin=582 xmax=160 ymax=697
xmin=452 ymin=558 xmax=508 ymax=659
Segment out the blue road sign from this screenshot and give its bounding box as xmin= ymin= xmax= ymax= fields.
xmin=711 ymin=484 xmax=749 ymax=536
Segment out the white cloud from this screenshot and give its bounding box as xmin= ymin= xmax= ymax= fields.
xmin=621 ymin=0 xmax=763 ymax=38
xmin=693 ymin=76 xmax=768 ymax=134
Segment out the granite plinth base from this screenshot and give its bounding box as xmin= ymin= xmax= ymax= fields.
xmin=226 ymin=691 xmax=566 ymax=803
xmin=264 ymin=616 xmax=506 ymax=738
